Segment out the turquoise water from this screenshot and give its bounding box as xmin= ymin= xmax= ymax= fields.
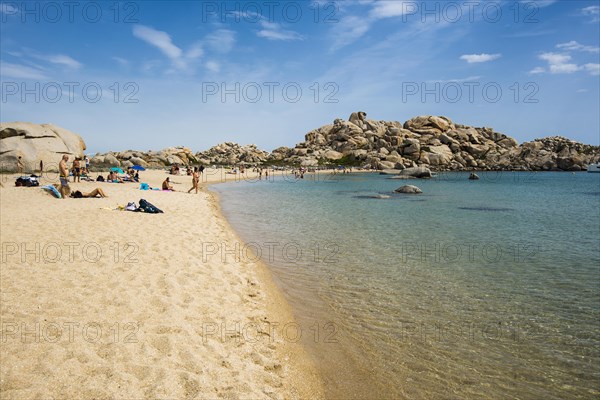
xmin=212 ymin=171 xmax=600 ymax=399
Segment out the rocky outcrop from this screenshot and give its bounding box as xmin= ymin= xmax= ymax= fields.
xmin=88 ymin=142 xmax=272 ymax=170
xmin=490 ymin=136 xmax=600 ymax=171
xmin=276 ymin=112 xmax=600 ymax=171
xmin=195 ymin=143 xmax=270 ymax=165
xmin=14 ymin=113 xmax=597 ymax=173
xmin=89 ymin=147 xmax=198 ymax=170
xmin=0 ymin=122 xmax=86 ymax=172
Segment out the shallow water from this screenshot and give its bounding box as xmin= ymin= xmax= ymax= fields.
xmin=213 ymin=171 xmax=600 ymax=399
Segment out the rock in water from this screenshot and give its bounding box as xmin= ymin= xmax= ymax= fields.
xmin=469 ymin=173 xmax=480 ymax=180
xmin=0 ymin=122 xmax=86 ymax=172
xmin=395 ymin=185 xmax=423 ymax=194
xmin=399 ymin=166 xmax=432 ymax=179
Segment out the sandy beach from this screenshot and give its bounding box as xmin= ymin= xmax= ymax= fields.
xmin=0 ymin=169 xmax=324 ymax=399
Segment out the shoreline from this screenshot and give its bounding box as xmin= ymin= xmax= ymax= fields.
xmin=205 ymin=182 xmax=325 ymax=399
xmin=0 ymin=169 xmax=324 ymax=399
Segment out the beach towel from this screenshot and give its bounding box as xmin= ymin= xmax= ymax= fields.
xmin=41 ymin=185 xmax=61 ymax=198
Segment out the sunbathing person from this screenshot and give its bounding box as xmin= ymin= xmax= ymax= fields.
xmin=162 ymin=177 xmax=175 ymax=191
xmin=70 ymin=188 xmax=108 ymax=198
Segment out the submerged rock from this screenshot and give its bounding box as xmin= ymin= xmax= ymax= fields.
xmin=395 ymin=185 xmax=423 ymax=194
xmin=469 ymin=173 xmax=480 ymax=180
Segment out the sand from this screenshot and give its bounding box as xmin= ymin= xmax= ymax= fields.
xmin=0 ymin=169 xmax=324 ymax=399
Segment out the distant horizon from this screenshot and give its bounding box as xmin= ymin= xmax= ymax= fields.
xmin=1 ymin=1 xmax=599 ymax=152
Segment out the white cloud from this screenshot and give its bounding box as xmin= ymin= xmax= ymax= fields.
xmin=205 ymin=61 xmax=220 ymax=73
xmin=556 ymin=41 xmax=599 ymax=53
xmin=459 ymin=53 xmax=502 ymax=63
xmin=330 ymin=15 xmax=371 ymax=50
xmin=535 ymin=50 xmax=600 ymax=76
xmin=427 ymin=75 xmax=482 ymax=83
xmin=257 ymin=21 xmax=304 ymax=41
xmin=132 ymin=25 xmax=208 ymax=72
xmin=369 ymin=0 xmax=415 ymax=19
xmin=539 ymin=52 xmax=571 ymax=65
xmin=583 ymin=63 xmax=600 ymax=76
xmin=205 ymin=29 xmax=236 ymax=53
xmin=539 ymin=52 xmax=581 ymax=74
xmin=133 ymin=25 xmax=182 ymax=60
xmin=186 ymin=43 xmax=204 ymax=59
xmin=520 ymin=0 xmax=557 ymax=7
xmin=330 ymin=0 xmax=431 ymax=50
xmin=529 ymin=66 xmax=546 ymax=74
xmin=112 ymin=57 xmax=130 ymax=67
xmin=9 ymin=49 xmax=83 ymax=71
xmin=580 ymin=5 xmax=600 ymax=23
xmin=45 ymin=54 xmax=82 ymax=69
xmin=0 ymin=61 xmax=47 ymax=80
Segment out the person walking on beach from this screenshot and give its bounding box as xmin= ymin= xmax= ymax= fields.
xmin=59 ymin=155 xmax=70 ymax=198
xmin=188 ymin=167 xmax=200 ymax=194
xmin=17 ymin=156 xmax=24 ymax=174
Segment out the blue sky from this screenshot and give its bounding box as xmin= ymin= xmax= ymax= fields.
xmin=1 ymin=0 xmax=599 ymax=153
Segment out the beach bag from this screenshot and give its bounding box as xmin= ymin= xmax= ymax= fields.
xmin=140 ymin=183 xmax=149 ymax=190
xmin=125 ymin=202 xmax=137 ymax=211
xmin=97 ymin=175 xmax=105 ymax=182
xmin=136 ymin=198 xmax=163 ymax=214
xmin=16 ymin=175 xmax=39 ymax=187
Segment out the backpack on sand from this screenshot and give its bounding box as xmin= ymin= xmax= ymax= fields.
xmin=136 ymin=198 xmax=163 ymax=214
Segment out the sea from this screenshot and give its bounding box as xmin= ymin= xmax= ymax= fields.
xmin=212 ymin=171 xmax=600 ymax=400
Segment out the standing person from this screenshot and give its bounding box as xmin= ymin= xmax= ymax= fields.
xmin=187 ymin=167 xmax=200 ymax=194
xmin=84 ymin=155 xmax=90 ymax=171
xmin=59 ymin=155 xmax=70 ymax=199
xmin=17 ymin=156 xmax=24 ymax=174
xmin=73 ymin=158 xmax=81 ymax=182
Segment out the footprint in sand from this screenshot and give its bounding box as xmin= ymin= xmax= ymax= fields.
xmin=179 ymin=372 xmax=201 ymax=398
xmin=150 ymin=335 xmax=172 ymax=357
